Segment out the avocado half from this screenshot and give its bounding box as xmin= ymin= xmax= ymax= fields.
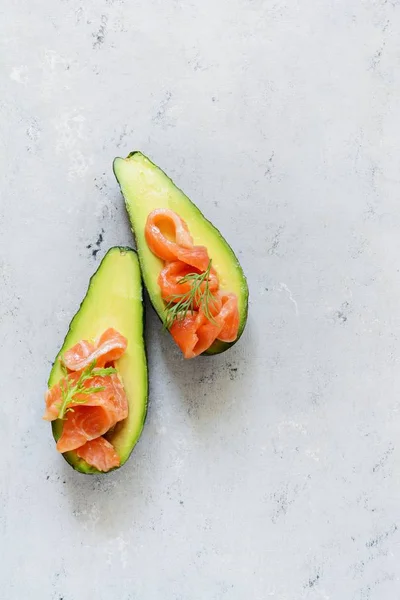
xmin=48 ymin=247 xmax=148 ymax=474
xmin=113 ymin=152 xmax=249 ymax=355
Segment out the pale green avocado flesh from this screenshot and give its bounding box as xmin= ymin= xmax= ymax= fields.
xmin=113 ymin=152 xmax=249 ymax=355
xmin=49 ymin=247 xmax=148 ymax=474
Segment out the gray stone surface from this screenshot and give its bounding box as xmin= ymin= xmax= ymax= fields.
xmin=1 ymin=0 xmax=400 ymax=598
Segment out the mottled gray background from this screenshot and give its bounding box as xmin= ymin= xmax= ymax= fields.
xmin=1 ymin=0 xmax=400 ymax=598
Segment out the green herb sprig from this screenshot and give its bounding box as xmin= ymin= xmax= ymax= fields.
xmin=164 ymin=260 xmax=217 ymax=330
xmin=57 ymin=360 xmax=116 ymax=419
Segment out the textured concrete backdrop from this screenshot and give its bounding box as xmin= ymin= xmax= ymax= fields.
xmin=1 ymin=0 xmax=400 ymax=598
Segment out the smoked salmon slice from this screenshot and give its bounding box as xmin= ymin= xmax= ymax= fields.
xmin=145 ymin=209 xmax=210 ymax=271
xmin=76 ymin=437 xmax=120 ymax=472
xmin=169 ymin=294 xmax=225 ymax=359
xmin=158 ymin=260 xmax=219 ymax=304
xmin=170 ymin=312 xmax=224 ymax=359
xmin=214 ymin=292 xmax=240 ymax=343
xmin=62 ymin=328 xmax=127 ymax=371
xmin=169 ymin=292 xmax=239 ymax=358
xmin=43 ymin=373 xmax=128 ymax=423
xmin=56 ymin=405 xmax=117 ymax=453
xmin=44 ymin=372 xmax=81 ymax=421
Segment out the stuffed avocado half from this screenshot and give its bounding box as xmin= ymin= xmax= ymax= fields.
xmin=113 ymin=151 xmax=248 ymax=355
xmin=48 ymin=247 xmax=148 ymax=474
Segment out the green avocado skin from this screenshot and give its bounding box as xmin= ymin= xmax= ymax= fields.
xmin=48 ymin=247 xmax=148 ymax=474
xmin=113 ymin=152 xmax=249 ymax=356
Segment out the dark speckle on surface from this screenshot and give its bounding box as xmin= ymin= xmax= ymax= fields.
xmin=264 ymin=151 xmax=275 ymax=178
xmin=366 ymin=524 xmax=398 ymax=548
xmin=92 ymin=15 xmax=108 ymax=49
xmin=153 ymin=91 xmax=173 ymax=126
xmin=116 ymin=124 xmax=129 ymax=148
xmin=96 ymin=230 xmax=104 ymax=246
xmin=268 ymin=225 xmax=283 ymax=255
xmin=88 ymin=228 xmax=105 ymax=258
xmin=372 ymin=444 xmax=394 ymax=473
xmin=198 ymin=371 xmax=216 ymax=384
xmin=227 ymin=363 xmax=239 ymax=381
xmin=306 ymin=573 xmax=320 ymax=588
xmin=335 ymin=301 xmax=351 ymax=323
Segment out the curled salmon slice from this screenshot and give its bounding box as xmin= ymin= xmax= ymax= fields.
xmin=195 ymin=313 xmax=225 ymax=356
xmin=74 ymin=373 xmax=128 ymax=422
xmin=170 ymin=310 xmax=224 ymax=359
xmin=158 ymin=260 xmax=219 ymax=304
xmin=169 ymin=291 xmax=239 ymax=357
xmin=145 ymin=208 xmax=193 ymax=256
xmin=145 ymin=209 xmax=210 ymax=271
xmin=56 ymin=405 xmax=118 ymax=453
xmin=43 ymin=372 xmax=80 ymax=421
xmin=216 ymin=292 xmax=240 ymax=343
xmin=62 ymin=328 xmax=128 ymax=372
xmin=76 ymin=437 xmax=120 ymax=472
xmin=43 ymin=373 xmax=128 ymax=423
xmin=175 ymin=245 xmax=211 ymax=272
xmin=60 ymin=340 xmax=96 ymax=371
xmin=169 ymin=314 xmax=198 ymax=358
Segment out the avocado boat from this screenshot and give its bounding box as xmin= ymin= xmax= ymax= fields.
xmin=113 ymin=152 xmax=248 ymax=355
xmin=48 ymin=247 xmax=148 ymax=474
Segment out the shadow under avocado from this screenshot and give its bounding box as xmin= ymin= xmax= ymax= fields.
xmin=156 ymin=305 xmax=256 ymax=424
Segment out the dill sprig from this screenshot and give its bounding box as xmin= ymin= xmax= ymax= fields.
xmin=164 ymin=260 xmax=216 ymax=330
xmin=57 ymin=360 xmax=116 ymax=419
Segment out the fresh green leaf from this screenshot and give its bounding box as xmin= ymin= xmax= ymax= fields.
xmin=94 ymin=366 xmax=117 ymax=377
xmin=83 ymin=385 xmax=106 ymax=394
